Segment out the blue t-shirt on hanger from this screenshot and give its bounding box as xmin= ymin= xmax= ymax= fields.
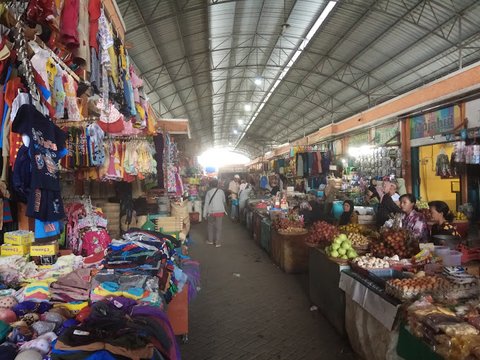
xmin=12 ymin=104 xmax=67 ymax=222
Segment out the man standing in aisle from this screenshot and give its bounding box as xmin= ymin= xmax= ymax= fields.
xmin=203 ymin=179 xmax=226 ymax=247
xmin=228 ymin=174 xmax=241 ymax=222
xmin=376 ymin=178 xmax=402 ymax=227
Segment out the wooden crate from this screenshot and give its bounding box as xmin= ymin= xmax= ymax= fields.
xmin=152 ymin=215 xmax=183 ymax=233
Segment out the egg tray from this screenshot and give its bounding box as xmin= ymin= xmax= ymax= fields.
xmin=386 ymin=277 xmax=450 ymax=301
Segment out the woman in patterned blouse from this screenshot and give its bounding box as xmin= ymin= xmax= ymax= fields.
xmin=428 ymin=201 xmax=460 ymax=238
xmin=399 ymin=194 xmax=429 ymax=242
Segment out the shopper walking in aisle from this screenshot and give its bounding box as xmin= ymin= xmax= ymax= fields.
xmin=228 ymin=174 xmax=240 ymax=222
xmin=203 ymin=179 xmax=226 ymax=247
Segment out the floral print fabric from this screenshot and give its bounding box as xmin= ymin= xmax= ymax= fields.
xmin=401 ymin=209 xmax=429 ymax=242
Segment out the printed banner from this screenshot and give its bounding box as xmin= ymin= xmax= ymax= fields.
xmin=409 ymin=105 xmax=461 ymax=139
xmin=374 ymin=123 xmax=399 ymax=145
xmin=347 ymin=132 xmax=369 ymax=147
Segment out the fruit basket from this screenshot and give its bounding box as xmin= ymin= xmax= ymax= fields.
xmin=305 ymin=221 xmax=339 ymax=246
xmin=352 ymin=245 xmax=369 ymax=255
xmin=278 ymin=228 xmax=308 ymax=236
xmin=371 ymin=226 xmax=419 ymax=259
xmin=328 ymin=256 xmax=350 ymax=265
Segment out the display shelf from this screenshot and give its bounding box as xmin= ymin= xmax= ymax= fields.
xmin=340 ymin=270 xmax=401 ymax=331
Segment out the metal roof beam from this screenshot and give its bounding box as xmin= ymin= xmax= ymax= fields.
xmin=129 ymin=0 xmax=203 ymax=133
xmin=269 ymin=0 xmax=479 ymax=141
xmin=172 ymin=0 xmax=210 ymax=136
xmin=236 ymin=0 xmax=385 ymax=149
xmin=227 ymin=0 xmax=266 ymax=141
xmin=212 ymin=0 xmax=240 ymax=147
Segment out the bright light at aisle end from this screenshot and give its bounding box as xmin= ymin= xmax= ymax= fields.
xmin=198 ymin=148 xmax=250 ymax=169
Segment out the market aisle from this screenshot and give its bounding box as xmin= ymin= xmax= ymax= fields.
xmin=180 ymin=219 xmax=357 ymax=360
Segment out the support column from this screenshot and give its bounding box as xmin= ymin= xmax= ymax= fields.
xmin=401 ymin=119 xmax=412 ymax=193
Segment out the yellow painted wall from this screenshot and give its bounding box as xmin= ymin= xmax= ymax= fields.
xmin=419 ymin=144 xmax=457 ymax=210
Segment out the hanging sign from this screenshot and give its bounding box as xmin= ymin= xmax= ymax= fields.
xmin=333 ymin=139 xmax=343 ymax=155
xmin=409 ymin=105 xmax=461 ymax=139
xmin=347 ymin=132 xmax=369 ymax=147
xmin=374 ymin=123 xmax=399 ymax=145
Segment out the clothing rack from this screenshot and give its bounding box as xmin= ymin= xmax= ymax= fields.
xmin=62 ymin=195 xmax=92 ymax=202
xmin=3 ymin=3 xmax=82 ymax=84
xmin=104 ymin=135 xmax=153 ymax=141
xmin=30 ymin=37 xmax=82 ymax=83
xmin=56 ymin=117 xmax=100 ymax=126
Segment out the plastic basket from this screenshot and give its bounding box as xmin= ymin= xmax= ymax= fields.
xmin=368 ymin=269 xmax=413 ymax=289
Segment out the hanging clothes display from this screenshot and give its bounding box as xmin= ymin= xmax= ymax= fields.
xmin=154 ymin=133 xmax=165 ymax=188
xmin=0 ymin=4 xmax=193 ymax=360
xmin=436 ymin=149 xmax=451 ymax=177
xmin=12 ymin=104 xmax=67 ymax=221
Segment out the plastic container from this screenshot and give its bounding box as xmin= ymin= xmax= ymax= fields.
xmin=432 ymin=234 xmax=460 ymax=248
xmin=443 ymin=250 xmax=462 ymax=266
xmin=434 ymin=246 xmax=450 ymax=257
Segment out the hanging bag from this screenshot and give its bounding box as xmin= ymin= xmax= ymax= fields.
xmin=81 ymin=229 xmax=111 ymax=256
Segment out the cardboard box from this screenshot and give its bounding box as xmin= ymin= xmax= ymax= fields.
xmin=30 ymin=242 xmax=59 ymax=256
xmin=1 ymin=244 xmax=30 ymax=256
xmin=4 ymin=230 xmax=34 ymax=245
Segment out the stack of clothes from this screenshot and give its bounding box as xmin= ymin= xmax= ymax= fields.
xmin=51 ymin=297 xmax=180 ymax=360
xmin=50 ymin=269 xmax=91 ymax=305
xmin=103 ymin=229 xmax=186 ymax=304
xmin=90 ymin=272 xmax=161 ymax=307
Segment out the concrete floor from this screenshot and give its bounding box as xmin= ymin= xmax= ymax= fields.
xmin=180 ymin=219 xmax=358 ymax=360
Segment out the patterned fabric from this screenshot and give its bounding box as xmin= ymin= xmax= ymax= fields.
xmin=401 ymin=210 xmax=429 ymax=242
xmin=63 ymin=74 xmax=81 ymax=120
xmin=431 ymin=221 xmax=460 ymax=238
xmin=166 ymin=164 xmax=177 ymax=193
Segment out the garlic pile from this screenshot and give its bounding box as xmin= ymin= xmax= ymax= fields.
xmin=352 ymin=255 xmax=390 ymax=269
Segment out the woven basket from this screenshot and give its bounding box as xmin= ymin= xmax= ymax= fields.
xmin=277 ymin=228 xmax=308 ymax=236
xmin=328 ymin=256 xmax=349 ymax=265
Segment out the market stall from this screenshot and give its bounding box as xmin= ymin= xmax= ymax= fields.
xmin=0 ymin=1 xmax=202 ymax=359
xmin=339 ymin=270 xmax=402 ymax=360
xmin=300 ymin=199 xmax=480 ymax=360
xmin=309 ymin=247 xmax=348 ymax=336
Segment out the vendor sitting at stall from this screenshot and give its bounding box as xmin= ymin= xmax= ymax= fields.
xmin=338 ymin=199 xmax=358 ymax=226
xmin=399 ymin=194 xmax=429 ymax=242
xmin=428 ymin=200 xmax=460 ymax=238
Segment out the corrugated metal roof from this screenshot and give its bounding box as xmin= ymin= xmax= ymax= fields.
xmin=117 ymin=0 xmax=480 ymax=156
